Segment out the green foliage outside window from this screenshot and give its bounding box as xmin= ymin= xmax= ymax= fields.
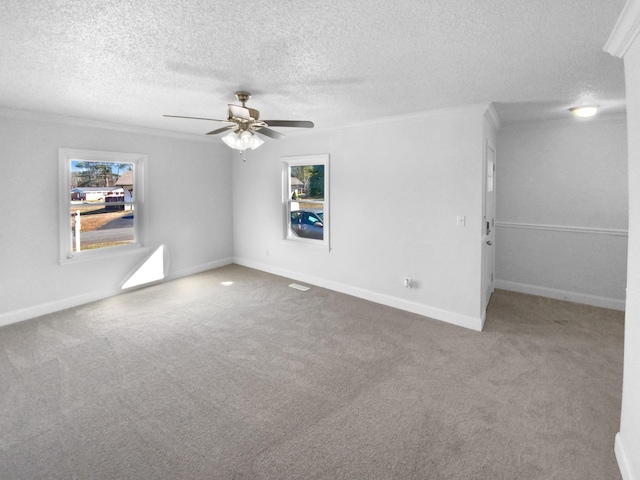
xmin=291 ymin=165 xmax=324 ymax=199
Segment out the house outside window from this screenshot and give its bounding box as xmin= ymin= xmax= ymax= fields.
xmin=283 ymin=154 xmax=329 ymax=250
xmin=58 ymin=148 xmax=147 ymax=263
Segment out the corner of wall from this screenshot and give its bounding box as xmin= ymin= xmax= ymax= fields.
xmin=616 ymin=433 xmax=637 ymax=480
xmin=494 ymin=279 xmax=626 ymax=311
xmin=485 ymin=103 xmax=502 ymax=132
xmin=606 ymin=4 xmax=640 ymax=480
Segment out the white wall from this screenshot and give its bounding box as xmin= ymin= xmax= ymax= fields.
xmin=608 ymin=3 xmax=640 ymax=476
xmin=495 ymin=116 xmax=628 ymax=310
xmin=233 ymin=106 xmax=492 ymax=330
xmin=0 ymin=111 xmax=233 ymax=326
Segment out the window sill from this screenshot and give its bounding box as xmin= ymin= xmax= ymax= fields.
xmin=59 ymin=243 xmax=150 ymax=266
xmin=281 ymin=237 xmax=331 ymax=252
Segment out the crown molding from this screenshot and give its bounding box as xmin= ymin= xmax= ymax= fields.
xmin=604 ymin=0 xmax=640 ymax=58
xmin=498 ymin=112 xmax=627 ymax=130
xmin=308 ymin=102 xmax=494 ymax=136
xmin=0 ymin=107 xmax=218 ymax=143
xmin=485 ymin=102 xmax=502 ymax=131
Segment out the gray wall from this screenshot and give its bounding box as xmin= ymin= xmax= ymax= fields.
xmin=495 ymin=115 xmax=628 ymax=309
xmin=0 ymin=112 xmax=234 ymax=326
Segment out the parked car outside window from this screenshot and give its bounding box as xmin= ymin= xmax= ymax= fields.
xmin=290 ymin=210 xmax=323 ymax=240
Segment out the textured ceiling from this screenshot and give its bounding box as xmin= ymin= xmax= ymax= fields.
xmin=0 ymin=0 xmax=627 ymax=136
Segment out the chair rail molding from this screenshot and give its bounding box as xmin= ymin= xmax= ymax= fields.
xmin=495 ymin=221 xmax=628 ymax=237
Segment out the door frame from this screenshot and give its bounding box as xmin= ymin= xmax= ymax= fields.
xmin=481 ymin=139 xmax=496 ymax=313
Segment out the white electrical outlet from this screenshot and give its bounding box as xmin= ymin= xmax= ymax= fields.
xmin=456 ymin=216 xmax=466 ymax=227
xmin=404 ymin=278 xmax=412 ymax=288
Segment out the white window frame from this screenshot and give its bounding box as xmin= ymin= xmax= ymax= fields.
xmin=58 ymin=148 xmax=148 ymax=264
xmin=282 ymin=154 xmax=330 ymax=250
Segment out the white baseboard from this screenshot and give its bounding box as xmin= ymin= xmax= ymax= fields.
xmin=494 ymin=279 xmax=626 ymax=311
xmin=234 ymin=257 xmax=484 ymax=331
xmin=0 ymin=257 xmax=234 ymax=329
xmin=616 ymin=433 xmax=637 ymax=480
xmin=0 ymin=287 xmax=123 ymax=329
xmin=168 ymin=257 xmax=233 ymax=281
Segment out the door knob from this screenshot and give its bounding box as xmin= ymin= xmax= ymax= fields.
xmin=486 ymin=240 xmax=493 ymax=246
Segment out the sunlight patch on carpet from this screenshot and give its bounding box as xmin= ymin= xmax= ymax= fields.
xmin=122 ymin=245 xmax=167 ymax=289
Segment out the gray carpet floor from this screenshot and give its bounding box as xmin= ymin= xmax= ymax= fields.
xmin=0 ymin=264 xmax=624 ymax=479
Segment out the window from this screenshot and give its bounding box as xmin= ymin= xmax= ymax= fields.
xmin=283 ymin=154 xmax=329 ymax=249
xmin=59 ymin=148 xmax=147 ymax=263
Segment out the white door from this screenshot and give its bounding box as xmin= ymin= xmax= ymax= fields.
xmin=482 ymin=142 xmax=496 ymax=312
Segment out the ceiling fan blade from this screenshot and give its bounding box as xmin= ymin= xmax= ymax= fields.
xmin=206 ymin=125 xmax=236 ymax=136
xmin=228 ymin=104 xmax=252 ymax=120
xmin=163 ymin=114 xmax=230 ymax=122
xmin=263 ymin=120 xmax=314 ymax=128
xmin=256 ymin=127 xmax=285 ymax=139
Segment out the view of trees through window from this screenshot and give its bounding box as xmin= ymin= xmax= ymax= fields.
xmin=71 ymin=161 xmax=131 ymax=188
xmin=290 ymin=165 xmax=324 ymax=201
xmin=68 ymin=160 xmax=135 ymax=252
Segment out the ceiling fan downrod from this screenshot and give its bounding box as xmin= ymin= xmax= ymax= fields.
xmin=235 ymin=91 xmax=251 ymax=107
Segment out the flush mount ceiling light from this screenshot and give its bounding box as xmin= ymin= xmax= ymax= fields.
xmin=569 ymin=105 xmax=599 ymax=118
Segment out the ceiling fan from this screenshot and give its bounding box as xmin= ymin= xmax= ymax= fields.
xmin=163 ymin=91 xmax=314 ymax=151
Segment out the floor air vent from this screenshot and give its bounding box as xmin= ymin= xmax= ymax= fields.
xmin=289 ymin=283 xmax=310 ymax=291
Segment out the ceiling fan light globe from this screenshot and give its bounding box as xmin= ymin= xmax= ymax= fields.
xmin=239 ymin=131 xmax=254 ymax=150
xmin=251 ymin=135 xmax=265 ymax=150
xmin=222 ymin=131 xmax=240 ymax=149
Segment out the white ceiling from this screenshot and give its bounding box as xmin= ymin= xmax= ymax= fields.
xmin=0 ymin=0 xmax=627 ymax=136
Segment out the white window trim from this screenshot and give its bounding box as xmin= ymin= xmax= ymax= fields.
xmin=282 ymin=154 xmax=330 ymax=251
xmin=58 ymin=148 xmax=149 ymax=265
